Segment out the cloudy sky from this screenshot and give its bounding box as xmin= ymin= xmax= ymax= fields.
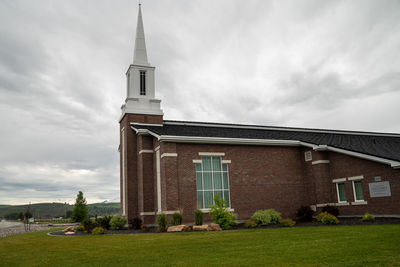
xmin=1 ymin=0 xmax=399 ymax=205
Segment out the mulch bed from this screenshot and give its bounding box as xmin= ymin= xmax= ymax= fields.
xmin=48 ymin=217 xmax=400 ymax=237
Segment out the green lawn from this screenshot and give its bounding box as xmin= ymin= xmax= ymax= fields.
xmin=1 ymin=225 xmax=400 ymax=266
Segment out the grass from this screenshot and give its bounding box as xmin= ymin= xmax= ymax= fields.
xmin=1 ymin=225 xmax=400 ymax=266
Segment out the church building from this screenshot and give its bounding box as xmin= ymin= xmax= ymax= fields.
xmin=119 ymin=5 xmax=400 ymax=224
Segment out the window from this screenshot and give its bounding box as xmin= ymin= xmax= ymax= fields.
xmin=336 ymin=182 xmax=346 ymax=203
xmin=140 ymin=71 xmax=146 ymax=95
xmin=352 ymin=180 xmax=364 ymax=201
xmin=195 ymin=156 xmax=230 ymax=209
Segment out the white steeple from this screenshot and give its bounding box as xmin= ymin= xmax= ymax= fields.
xmin=120 ymin=4 xmax=163 ymax=120
xmin=133 ymin=4 xmax=149 ymax=66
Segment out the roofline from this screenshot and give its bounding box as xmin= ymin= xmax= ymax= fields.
xmin=130 ymin=125 xmax=400 ymax=169
xmin=163 ymin=120 xmax=400 ymax=138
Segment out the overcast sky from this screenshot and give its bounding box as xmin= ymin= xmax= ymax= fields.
xmin=1 ymin=0 xmax=400 ymax=205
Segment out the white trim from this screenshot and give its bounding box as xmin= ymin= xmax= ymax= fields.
xmin=198 ymin=152 xmax=225 ymax=156
xmin=121 ymin=129 xmax=127 ymax=216
xmin=158 ymin=210 xmax=180 ymax=215
xmin=130 ymin=126 xmax=400 ymax=169
xmin=200 ymin=208 xmax=234 ymax=213
xmin=335 ymin=202 xmax=350 ymax=206
xmin=131 ymin=122 xmax=163 ymax=127
xmin=154 ymin=146 xmax=160 ymax=151
xmin=140 ymin=212 xmax=156 ymax=216
xmin=161 ymin=153 xmax=178 ymax=158
xmin=192 ymin=159 xmax=202 ymax=163
xmin=156 ymin=150 xmax=161 ymax=213
xmin=120 ymin=127 xmax=125 ymax=132
xmin=313 ymin=145 xmax=400 ymax=168
xmin=332 ymin=178 xmax=346 ymax=183
xmin=351 ymin=201 xmax=368 ymax=205
xmin=312 ymin=160 xmax=330 ymax=165
xmin=139 ymin=150 xmax=153 ymax=154
xmin=221 ymin=160 xmax=231 ymax=164
xmin=348 ymin=175 xmax=364 ymax=181
xmin=163 ymin=120 xmax=400 ymax=138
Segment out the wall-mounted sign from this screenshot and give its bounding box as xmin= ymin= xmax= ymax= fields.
xmin=369 ymin=181 xmax=391 ymax=198
xmin=374 ymin=176 xmax=382 ymax=182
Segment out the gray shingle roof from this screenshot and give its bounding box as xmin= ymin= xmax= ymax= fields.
xmin=132 ymin=120 xmax=400 ymax=162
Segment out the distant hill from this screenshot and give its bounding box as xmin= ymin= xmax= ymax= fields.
xmin=0 ymin=202 xmax=120 ymax=219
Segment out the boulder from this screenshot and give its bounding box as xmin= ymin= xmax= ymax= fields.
xmin=208 ymin=223 xmax=222 ymax=231
xmin=193 ymin=225 xmax=209 ymax=231
xmin=65 ymin=231 xmax=75 ymax=235
xmin=63 ymin=226 xmax=75 ymax=232
xmin=167 ymin=225 xmax=189 ymax=232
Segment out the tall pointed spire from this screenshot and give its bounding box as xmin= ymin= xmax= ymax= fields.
xmin=133 ymin=4 xmax=149 ymax=66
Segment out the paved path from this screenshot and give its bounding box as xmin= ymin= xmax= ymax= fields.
xmin=0 ymin=221 xmax=72 ymax=238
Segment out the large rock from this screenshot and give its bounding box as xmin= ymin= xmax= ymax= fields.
xmin=167 ymin=225 xmax=189 ymax=232
xmin=193 ymin=225 xmax=209 ymax=231
xmin=65 ymin=231 xmax=75 ymax=235
xmin=63 ymin=226 xmax=75 ymax=232
xmin=208 ymin=223 xmax=222 ymax=231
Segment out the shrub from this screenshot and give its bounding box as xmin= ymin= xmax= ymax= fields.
xmin=75 ymin=225 xmax=84 ymax=231
xmin=244 ymin=220 xmax=257 ymax=228
xmin=194 ymin=209 xmax=203 ymax=226
xmin=209 ymin=195 xmax=235 ymax=230
xmin=157 ymin=213 xmax=168 ymax=232
xmin=110 ymin=216 xmax=127 ymax=230
xmin=321 ymin=205 xmax=339 ymax=217
xmin=82 ymin=218 xmax=99 ymax=232
xmin=92 ymin=227 xmax=106 ymax=235
xmin=71 ymin=191 xmax=88 ymax=223
xmin=281 ymin=218 xmax=296 ymax=227
xmin=131 ymin=217 xmax=142 ymax=230
xmin=363 ymin=213 xmax=375 ymax=222
xmin=171 ymin=212 xmax=183 ymax=226
xmin=317 ymin=212 xmax=339 ymax=225
xmin=95 ymin=216 xmax=112 ymax=230
xmin=296 ymin=206 xmax=314 ymax=222
xmin=251 ymin=209 xmax=281 ymax=226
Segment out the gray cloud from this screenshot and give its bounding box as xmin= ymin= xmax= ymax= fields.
xmin=0 ymin=0 xmax=400 ymax=204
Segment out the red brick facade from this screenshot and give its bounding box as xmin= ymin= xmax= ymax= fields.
xmin=120 ymin=115 xmax=400 ymax=224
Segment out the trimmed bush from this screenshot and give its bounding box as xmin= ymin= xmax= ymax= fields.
xmin=321 ymin=205 xmax=339 ymax=217
xmin=244 ymin=220 xmax=257 ymax=228
xmin=363 ymin=213 xmax=375 ymax=222
xmin=251 ymin=209 xmax=281 ymax=226
xmin=317 ymin=212 xmax=339 ymax=225
xmin=82 ymin=219 xmax=99 ymax=232
xmin=210 ymin=195 xmax=235 ymax=230
xmin=157 ymin=213 xmax=168 ymax=232
xmin=92 ymin=227 xmax=106 ymax=235
xmin=110 ymin=216 xmax=127 ymax=230
xmin=95 ymin=216 xmax=112 ymax=230
xmin=75 ymin=225 xmax=84 ymax=231
xmin=281 ymin=218 xmax=296 ymax=227
xmin=296 ymin=206 xmax=314 ymax=222
xmin=171 ymin=212 xmax=183 ymax=226
xmin=131 ymin=217 xmax=142 ymax=230
xmin=194 ymin=209 xmax=203 ymax=226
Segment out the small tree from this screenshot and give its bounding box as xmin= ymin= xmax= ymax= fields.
xmin=71 ymin=191 xmax=88 ymax=222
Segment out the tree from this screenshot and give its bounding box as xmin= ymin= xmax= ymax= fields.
xmin=71 ymin=191 xmax=88 ymax=222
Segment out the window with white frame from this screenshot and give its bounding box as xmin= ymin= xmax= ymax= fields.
xmin=195 ymin=156 xmax=230 ymax=209
xmin=352 ymin=180 xmax=364 ymax=201
xmin=336 ymin=182 xmax=347 ymax=203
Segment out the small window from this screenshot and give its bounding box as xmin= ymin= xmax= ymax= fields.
xmin=140 ymin=71 xmax=146 ymax=95
xmin=352 ymin=180 xmax=364 ymax=201
xmin=304 ymin=151 xmax=312 ymax=161
xmin=336 ymin=182 xmax=346 ymax=203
